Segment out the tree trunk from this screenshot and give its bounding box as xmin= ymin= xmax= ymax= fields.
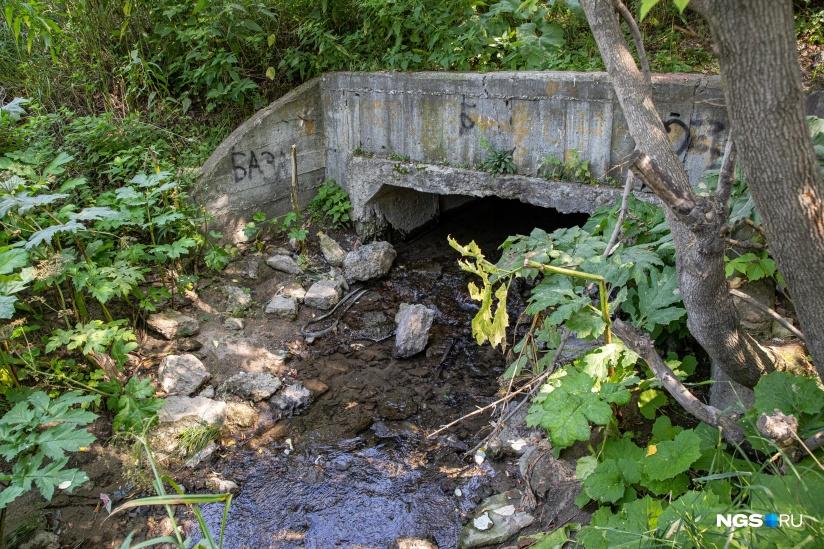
xmin=580 ymin=0 xmax=777 ymax=387
xmin=691 ymin=0 xmax=824 ymax=380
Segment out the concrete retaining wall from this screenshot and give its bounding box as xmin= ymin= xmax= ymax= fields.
xmin=196 ymin=71 xmax=824 ymax=239
xmin=195 ymin=78 xmax=326 ymax=241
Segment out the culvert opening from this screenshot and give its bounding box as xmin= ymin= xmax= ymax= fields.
xmin=394 ymin=195 xmax=590 ymax=263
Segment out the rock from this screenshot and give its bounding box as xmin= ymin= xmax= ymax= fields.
xmin=207 ymin=476 xmax=239 ymax=494
xmin=393 ymin=303 xmax=435 ymax=358
xmin=392 ymin=537 xmax=438 ymax=549
xmin=221 ymin=285 xmax=252 ymax=313
xmin=459 ymin=491 xmax=535 ymax=548
xmin=343 ymin=241 xmax=396 ymax=282
xmin=304 ymin=279 xmax=342 ymax=310
xmin=158 ymin=354 xmax=210 ymax=396
xmin=280 ymin=281 xmax=306 ymax=302
xmin=225 ymin=401 xmax=259 ymax=429
xmin=19 ymin=531 xmax=60 ymax=549
xmin=224 ymin=317 xmax=245 ymax=331
xmin=219 ymin=371 xmax=282 ymax=402
xmin=517 ymin=443 xmax=582 ymax=524
xmin=185 ymin=442 xmax=217 ymax=468
xmin=318 ymin=231 xmax=346 ymax=266
xmin=159 ymin=396 xmax=226 ymax=425
xmin=199 ymin=386 xmax=215 ymax=398
xmin=266 ymin=254 xmax=301 ymax=274
xmin=270 ymin=382 xmax=312 ymax=418
xmin=303 ymin=378 xmax=329 ymax=397
xmin=265 ymin=295 xmax=298 ymax=320
xmin=147 ymin=311 xmax=199 ymax=339
xmin=372 ymin=421 xmax=421 ymax=440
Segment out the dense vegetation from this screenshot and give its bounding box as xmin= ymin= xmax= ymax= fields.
xmin=2 ymin=0 xmax=824 ymax=547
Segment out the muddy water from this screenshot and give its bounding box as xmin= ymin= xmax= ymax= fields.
xmin=202 ymin=198 xmax=586 ymax=548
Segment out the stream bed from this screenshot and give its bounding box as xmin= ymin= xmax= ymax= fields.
xmin=198 ymin=198 xmax=586 ymax=548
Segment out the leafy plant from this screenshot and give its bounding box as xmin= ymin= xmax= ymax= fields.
xmin=112 ymin=432 xmax=233 ymax=548
xmin=101 ymin=376 xmax=163 ymax=433
xmin=477 ymin=137 xmax=516 ymax=175
xmin=307 ymin=180 xmax=351 ymax=229
xmin=0 ymin=390 xmax=96 ymax=509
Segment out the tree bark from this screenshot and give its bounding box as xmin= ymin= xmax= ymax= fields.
xmin=690 ymin=0 xmax=824 ymax=380
xmin=580 ymin=0 xmax=778 ymax=387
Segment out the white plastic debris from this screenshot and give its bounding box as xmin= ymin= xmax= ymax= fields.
xmin=474 ymin=448 xmax=486 ymax=465
xmin=473 ymin=512 xmax=493 ymax=531
xmin=454 ymin=488 xmax=463 ymax=497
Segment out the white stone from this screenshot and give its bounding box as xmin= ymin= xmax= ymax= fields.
xmin=158 ymin=354 xmax=210 ymax=396
xmin=159 ymin=396 xmax=226 ymax=425
xmin=304 ymin=279 xmax=342 ymax=310
xmin=265 ymin=295 xmax=298 ymax=320
xmin=266 ymin=254 xmax=301 ymax=274
xmin=147 ymin=311 xmax=199 ymax=339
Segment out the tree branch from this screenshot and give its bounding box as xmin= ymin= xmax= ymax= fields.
xmin=729 ymin=288 xmax=805 ymax=342
xmin=612 ymin=319 xmax=744 ymax=445
xmin=604 ymin=171 xmax=634 ymax=257
xmin=715 ymin=139 xmax=737 ymax=212
xmin=613 ymin=0 xmax=651 ymax=87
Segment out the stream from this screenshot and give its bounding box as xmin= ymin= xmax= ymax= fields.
xmin=201 ymin=198 xmax=587 ymax=548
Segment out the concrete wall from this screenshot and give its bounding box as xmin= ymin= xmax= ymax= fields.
xmin=196 ymin=71 xmax=824 ymax=239
xmin=321 ymin=71 xmax=729 ymax=187
xmin=195 ymin=78 xmax=326 ymax=241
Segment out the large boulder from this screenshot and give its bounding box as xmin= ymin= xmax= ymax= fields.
xmin=304 ymin=279 xmax=342 ymax=310
xmin=147 ymin=311 xmax=199 ymax=340
xmin=266 ymin=254 xmax=301 ymax=275
xmin=318 ymin=231 xmax=346 ymax=266
xmin=393 ymin=303 xmax=435 ymax=358
xmin=158 ymin=354 xmax=210 ymax=396
xmin=218 ymin=371 xmax=282 ymax=402
xmin=343 ymin=241 xmax=396 ymax=282
xmin=158 ymin=396 xmax=226 ymax=425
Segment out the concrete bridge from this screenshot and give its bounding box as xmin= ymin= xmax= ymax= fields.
xmin=196 ymin=71 xmax=824 ymax=240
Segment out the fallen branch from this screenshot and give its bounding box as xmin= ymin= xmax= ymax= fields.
xmin=467 ymin=336 xmax=570 ymax=455
xmin=612 ymin=319 xmax=745 ymax=445
xmin=428 ymin=337 xmax=569 ymax=440
xmin=729 ymin=288 xmax=805 ymax=342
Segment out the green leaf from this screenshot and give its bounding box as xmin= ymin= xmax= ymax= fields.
xmin=628 ymin=267 xmax=685 ymax=331
xmin=526 ymin=368 xmax=613 ymax=448
xmin=583 ymin=460 xmax=628 ymax=503
xmin=36 ymin=423 xmax=96 ymax=460
xmin=673 ymin=0 xmax=690 ymax=13
xmin=639 ymin=0 xmax=661 ymax=20
xmin=643 ymin=430 xmax=702 ymax=481
xmin=0 ymin=247 xmax=28 ymax=274
xmin=753 ymin=371 xmax=824 ymax=418
xmin=638 ymin=389 xmax=668 ymax=420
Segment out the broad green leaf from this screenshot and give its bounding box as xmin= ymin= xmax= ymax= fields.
xmin=526 ymin=368 xmax=613 ymax=448
xmin=644 ymin=430 xmax=702 ymax=481
xmin=639 ymin=0 xmax=661 ymax=20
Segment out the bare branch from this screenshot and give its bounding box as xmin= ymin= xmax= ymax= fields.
xmin=804 ymin=429 xmax=824 ymax=453
xmin=613 ymin=0 xmax=651 ymax=87
xmin=604 ymin=170 xmax=634 ymax=257
xmin=729 ymin=288 xmax=805 ymax=342
xmin=632 ymin=152 xmax=697 ymax=215
xmin=612 ymin=319 xmax=744 ymax=445
xmin=715 ymin=139 xmax=737 ymax=211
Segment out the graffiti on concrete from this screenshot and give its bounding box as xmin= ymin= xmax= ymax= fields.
xmin=665 ymin=114 xmax=726 ymax=164
xmin=231 ymin=150 xmax=287 ymax=183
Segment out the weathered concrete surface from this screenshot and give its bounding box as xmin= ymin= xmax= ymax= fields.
xmin=197 ymin=71 xmax=824 ymax=239
xmin=348 ymin=157 xmax=656 ymax=234
xmin=196 ymin=78 xmax=326 ymax=242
